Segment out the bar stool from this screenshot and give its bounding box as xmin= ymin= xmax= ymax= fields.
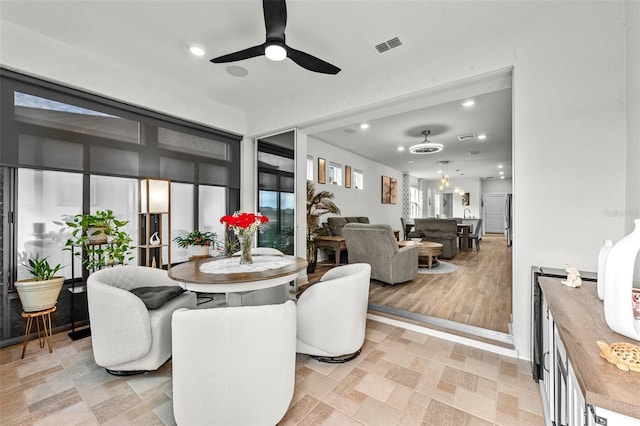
xmin=21 ymin=306 xmax=56 ymax=359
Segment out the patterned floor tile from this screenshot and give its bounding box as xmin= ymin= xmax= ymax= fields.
xmin=0 ymin=318 xmax=543 ymax=425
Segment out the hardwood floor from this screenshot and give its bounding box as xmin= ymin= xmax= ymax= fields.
xmin=310 ymin=233 xmax=513 ymax=338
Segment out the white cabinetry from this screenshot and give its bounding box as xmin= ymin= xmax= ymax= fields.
xmin=538 ymin=280 xmax=640 ymax=426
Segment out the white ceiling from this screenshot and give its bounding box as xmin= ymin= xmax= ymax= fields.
xmin=0 ymin=0 xmax=520 ymax=181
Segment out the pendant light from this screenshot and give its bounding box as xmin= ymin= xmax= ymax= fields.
xmin=438 ymin=161 xmax=450 ymax=190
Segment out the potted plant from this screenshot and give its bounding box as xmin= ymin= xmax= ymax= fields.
xmin=64 ymin=210 xmax=135 ymax=271
xmin=174 ymin=230 xmax=219 ymax=257
xmin=15 ymin=256 xmax=64 ymax=312
xmin=306 ymin=181 xmax=340 ymax=272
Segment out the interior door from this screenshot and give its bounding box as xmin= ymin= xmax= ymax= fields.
xmin=483 ymin=193 xmax=506 ymax=233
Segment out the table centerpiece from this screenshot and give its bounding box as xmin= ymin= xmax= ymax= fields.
xmin=220 ymin=211 xmax=269 ymax=264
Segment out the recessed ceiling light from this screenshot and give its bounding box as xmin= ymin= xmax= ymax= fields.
xmin=397 ymin=146 xmax=404 ymax=151
xmin=360 ymin=123 xmax=370 ymax=130
xmin=462 ymin=100 xmax=475 ymax=107
xmin=190 ymin=46 xmax=205 ymax=56
xmin=501 ymin=176 xmax=505 ymax=179
xmin=408 ymin=160 xmax=415 ymax=164
xmin=477 ymin=134 xmax=487 ymax=140
xmin=499 ymin=171 xmax=504 ymax=175
xmin=498 ymin=164 xmax=503 ymax=168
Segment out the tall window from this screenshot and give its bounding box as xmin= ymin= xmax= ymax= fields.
xmin=328 ymin=162 xmax=342 ymax=186
xmin=2 ymin=69 xmax=241 ymax=288
xmin=410 ymin=186 xmax=422 ymax=218
xmin=306 ymin=156 xmax=313 ymax=181
xmin=353 ymin=169 xmax=364 ymax=190
xmin=257 ymin=142 xmax=295 ymax=254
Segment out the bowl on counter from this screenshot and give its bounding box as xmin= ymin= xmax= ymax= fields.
xmin=411 ymin=238 xmax=422 ymax=244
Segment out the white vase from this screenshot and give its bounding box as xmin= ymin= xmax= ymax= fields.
xmin=597 ymin=239 xmax=613 ymax=300
xmin=603 ymin=219 xmax=640 ymax=341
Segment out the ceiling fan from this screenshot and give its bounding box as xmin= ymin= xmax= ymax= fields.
xmin=210 ymin=0 xmax=341 ymax=75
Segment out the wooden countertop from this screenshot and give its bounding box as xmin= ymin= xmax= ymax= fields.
xmin=539 ymin=277 xmax=640 ymax=419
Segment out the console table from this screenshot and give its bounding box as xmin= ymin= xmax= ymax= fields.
xmin=315 ymin=236 xmax=348 ymax=266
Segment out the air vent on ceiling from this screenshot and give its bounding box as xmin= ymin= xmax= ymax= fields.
xmin=458 ymin=134 xmax=477 ymax=141
xmin=375 ymin=37 xmax=403 ymax=53
xmin=468 ymin=150 xmax=484 ymax=156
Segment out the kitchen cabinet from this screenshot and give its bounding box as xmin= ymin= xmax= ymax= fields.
xmin=538 ymin=277 xmax=640 ymax=425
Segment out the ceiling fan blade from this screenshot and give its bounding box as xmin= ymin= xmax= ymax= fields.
xmin=263 ymin=0 xmax=287 ymax=40
xmin=210 ymin=44 xmax=265 ymax=63
xmin=287 ymin=46 xmax=341 ymax=75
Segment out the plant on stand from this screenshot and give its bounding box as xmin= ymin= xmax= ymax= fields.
xmin=220 ymin=211 xmax=269 ymax=264
xmin=306 ymin=181 xmax=340 ymax=273
xmin=15 ymin=256 xmax=64 ymax=312
xmin=174 ymin=230 xmax=219 ymax=258
xmin=64 ymin=210 xmax=134 ymax=271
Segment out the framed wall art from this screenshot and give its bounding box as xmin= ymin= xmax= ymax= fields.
xmin=318 ymin=158 xmax=326 ymax=184
xmin=345 ymin=165 xmax=352 ymax=188
xmin=381 ymin=176 xmax=397 ymax=204
xmin=462 ymin=192 xmax=470 ymax=206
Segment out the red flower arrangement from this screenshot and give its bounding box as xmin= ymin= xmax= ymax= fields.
xmin=220 ymin=211 xmax=269 ymax=237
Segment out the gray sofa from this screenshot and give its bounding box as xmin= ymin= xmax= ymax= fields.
xmin=324 ymin=216 xmax=370 ymax=236
xmin=342 ymin=223 xmax=418 ymax=285
xmin=408 ymin=218 xmax=458 ymax=259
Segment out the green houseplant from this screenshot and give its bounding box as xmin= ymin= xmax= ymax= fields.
xmin=14 ymin=256 xmax=65 ymax=312
xmin=306 ymin=181 xmax=340 ymax=272
xmin=64 ymin=210 xmax=135 ymax=271
xmin=174 ymin=230 xmax=219 ymax=257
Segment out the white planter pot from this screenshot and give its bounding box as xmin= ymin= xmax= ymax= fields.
xmin=191 ymin=245 xmax=210 ymax=257
xmin=14 ymin=277 xmax=64 ymax=312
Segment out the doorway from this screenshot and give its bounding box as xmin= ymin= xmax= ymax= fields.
xmin=256 ymin=131 xmax=296 ymax=255
xmin=483 ymin=193 xmax=508 ymax=234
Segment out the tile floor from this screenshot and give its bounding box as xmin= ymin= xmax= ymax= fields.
xmin=0 ymin=319 xmax=543 ymax=425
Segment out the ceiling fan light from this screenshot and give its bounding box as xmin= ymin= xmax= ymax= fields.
xmin=409 ymin=142 xmax=443 ymax=154
xmin=265 ymin=44 xmax=286 ymax=61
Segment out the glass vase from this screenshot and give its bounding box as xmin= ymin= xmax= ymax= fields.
xmin=238 ymin=232 xmax=254 ymax=265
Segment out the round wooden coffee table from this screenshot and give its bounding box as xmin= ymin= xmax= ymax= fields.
xmin=398 ymin=240 xmax=443 ymax=269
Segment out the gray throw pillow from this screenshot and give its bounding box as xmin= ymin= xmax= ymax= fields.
xmin=130 ymin=286 xmax=185 ymax=310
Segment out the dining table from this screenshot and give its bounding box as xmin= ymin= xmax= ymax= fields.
xmin=168 ymin=254 xmax=308 ymax=307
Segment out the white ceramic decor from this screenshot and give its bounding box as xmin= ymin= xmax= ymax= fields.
xmin=597 ymin=239 xmax=614 ymax=300
xmin=603 ymin=219 xmax=640 ymax=341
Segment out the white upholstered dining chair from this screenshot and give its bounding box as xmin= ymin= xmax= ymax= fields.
xmin=296 ymin=263 xmax=371 ymax=362
xmin=172 ymin=301 xmax=296 ymax=425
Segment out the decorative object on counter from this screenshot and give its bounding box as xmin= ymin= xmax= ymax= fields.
xmin=15 ymin=256 xmax=64 ymax=312
xmin=220 ymin=211 xmax=269 ymax=265
xmin=604 ymin=219 xmax=640 ymax=341
xmin=633 ymin=289 xmax=640 ymax=320
xmin=597 ymin=239 xmax=614 ymax=300
xmin=560 ymin=264 xmax=582 ymax=288
xmin=596 ymin=340 xmax=640 ymax=372
xmin=149 ymin=232 xmax=160 ymax=246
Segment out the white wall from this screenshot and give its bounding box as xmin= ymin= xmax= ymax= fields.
xmin=481 ymin=178 xmax=513 ymax=195
xmin=626 ymin=0 xmax=640 ymax=232
xmin=247 ymin=3 xmax=630 ymax=358
xmin=307 ymin=136 xmax=403 ymax=229
xmin=0 ymin=21 xmax=246 ymax=135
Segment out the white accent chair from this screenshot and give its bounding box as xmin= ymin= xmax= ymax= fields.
xmin=87 ymin=265 xmax=196 ymax=375
xmin=296 ymin=263 xmax=371 ymax=362
xmin=172 ymin=301 xmax=296 ymax=426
